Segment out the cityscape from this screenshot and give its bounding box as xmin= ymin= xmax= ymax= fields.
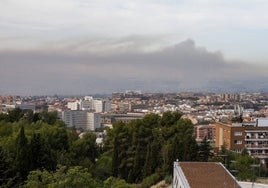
xmin=1 ymin=91 xmax=268 ymax=187
xmin=1 ymin=0 xmax=268 ymax=187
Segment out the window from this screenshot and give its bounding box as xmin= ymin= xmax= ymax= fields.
xmin=234 ymin=140 xmax=242 ymax=144
xmin=234 ymin=131 xmax=242 ymax=136
xmin=234 ymin=149 xmax=242 ymax=153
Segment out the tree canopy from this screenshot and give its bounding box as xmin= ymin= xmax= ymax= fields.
xmin=1 ymin=109 xmax=266 ymax=187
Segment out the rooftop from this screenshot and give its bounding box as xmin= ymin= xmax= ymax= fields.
xmin=178 ymin=162 xmax=241 ymax=188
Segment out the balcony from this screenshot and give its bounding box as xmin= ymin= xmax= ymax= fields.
xmin=245 ymin=144 xmax=268 ymax=149
xmin=251 ymin=153 xmax=268 ymax=159
xmin=245 ymin=136 xmax=268 ymax=141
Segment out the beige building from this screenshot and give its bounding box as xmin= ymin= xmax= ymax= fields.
xmin=194 ymin=124 xmax=215 ymax=142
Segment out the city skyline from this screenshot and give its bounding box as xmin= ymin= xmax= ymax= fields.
xmin=1 ymin=0 xmax=268 ymax=95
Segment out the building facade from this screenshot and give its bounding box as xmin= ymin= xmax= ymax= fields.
xmin=61 ymin=110 xmax=88 ymax=130
xmin=87 ymin=112 xmax=101 ymax=131
xmin=93 ymin=100 xmax=103 ymax=113
xmin=215 ymin=119 xmax=268 ymax=161
xmin=194 ymin=124 xmax=215 ymax=142
xmin=60 ymin=110 xmax=101 ymax=131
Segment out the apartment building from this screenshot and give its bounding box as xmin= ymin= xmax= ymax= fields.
xmin=59 ymin=110 xmax=101 ymax=131
xmin=60 ymin=110 xmax=87 ymax=130
xmin=194 ymin=124 xmax=215 ymax=142
xmin=215 ymin=121 xmax=245 ymax=153
xmin=93 ymin=100 xmax=103 ymax=113
xmin=67 ymin=100 xmax=81 ymax=110
xmin=87 ymin=112 xmax=101 ymax=131
xmin=215 ymin=119 xmax=268 ymax=161
xmin=66 ymin=97 xmax=111 ymax=113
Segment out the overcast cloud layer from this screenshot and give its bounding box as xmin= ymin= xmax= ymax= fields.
xmin=1 ymin=0 xmax=268 ymax=95
xmin=1 ymin=0 xmax=268 ymax=62
xmin=1 ymin=39 xmax=268 ymax=95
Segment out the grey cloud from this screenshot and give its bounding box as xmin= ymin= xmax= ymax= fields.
xmin=0 ymin=39 xmax=267 ymax=95
xmin=40 ymin=35 xmax=171 ymax=54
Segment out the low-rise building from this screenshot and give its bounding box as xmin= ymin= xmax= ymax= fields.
xmin=173 ymin=161 xmax=240 ymax=188
xmin=101 ymin=113 xmax=144 ymax=127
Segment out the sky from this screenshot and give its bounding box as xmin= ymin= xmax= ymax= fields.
xmin=1 ymin=0 xmax=268 ymax=95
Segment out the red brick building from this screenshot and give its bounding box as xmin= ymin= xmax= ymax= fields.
xmin=215 ymin=119 xmax=268 ymax=161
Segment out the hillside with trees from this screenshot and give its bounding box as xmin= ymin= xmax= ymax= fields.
xmin=0 ymin=109 xmax=265 ymax=187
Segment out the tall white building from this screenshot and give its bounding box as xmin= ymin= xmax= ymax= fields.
xmin=60 ymin=110 xmax=101 ymax=131
xmin=84 ymin=96 xmax=93 ymax=101
xmin=66 ymin=96 xmax=109 ymax=113
xmin=67 ymin=100 xmax=82 ymax=110
xmin=63 ymin=96 xmax=103 ymax=131
xmin=81 ymin=96 xmax=94 ymax=110
xmin=61 ymin=110 xmax=87 ymax=130
xmin=93 ymin=100 xmax=103 ymax=113
xmin=87 ymin=113 xmax=101 ymax=131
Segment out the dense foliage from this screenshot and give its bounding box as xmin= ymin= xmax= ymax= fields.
xmin=1 ymin=108 xmax=266 ymax=187
xmin=105 ymin=111 xmax=200 ymax=184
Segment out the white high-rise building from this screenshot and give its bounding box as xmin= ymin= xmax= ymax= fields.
xmin=93 ymin=100 xmax=103 ymax=113
xmin=60 ymin=110 xmax=101 ymax=131
xmin=84 ymin=96 xmax=93 ymax=101
xmin=61 ymin=110 xmax=87 ymax=130
xmin=81 ymin=96 xmax=94 ymax=110
xmin=67 ymin=100 xmax=82 ymax=110
xmin=87 ymin=112 xmax=101 ymax=131
xmin=67 ymin=97 xmax=108 ymax=113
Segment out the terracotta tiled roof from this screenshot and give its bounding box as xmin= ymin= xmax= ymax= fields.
xmin=179 ymin=162 xmax=241 ymax=188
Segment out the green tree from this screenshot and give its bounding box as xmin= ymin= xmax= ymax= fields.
xmin=0 ymin=121 xmax=13 ymax=138
xmin=29 ymin=133 xmax=56 ymax=171
xmin=229 ymin=151 xmax=256 ymax=181
xmin=143 ymin=144 xmax=153 ymax=178
xmin=174 ymin=118 xmax=198 ymax=161
xmin=104 ymin=113 xmax=199 ymax=183
xmin=7 ymin=108 xmax=24 ymax=122
xmin=111 ymin=121 xmax=131 ymax=178
xmin=0 ymin=146 xmax=16 ymax=187
xmin=160 ymin=111 xmax=182 ymax=127
xmin=219 ymin=142 xmax=228 ymax=155
xmin=141 ymin=173 xmax=161 ymax=188
xmin=142 ymin=113 xmax=160 ymax=128
xmin=23 ymin=110 xmax=34 ymax=124
xmin=23 ymin=169 xmax=53 ymax=188
xmin=46 ymin=125 xmax=69 ymax=152
xmin=40 ymin=111 xmax=58 ymax=125
xmin=0 ymin=113 xmax=8 ymax=122
xmin=32 ymin=112 xmax=41 ymax=123
xmin=57 ymin=166 xmax=99 ymax=188
xmin=103 ymin=177 xmax=135 ymax=188
xmin=24 ymin=166 xmax=100 ymax=188
xmin=71 ymin=132 xmax=98 ymax=167
xmin=93 ymin=155 xmax=112 ymax=180
xmin=15 ymin=126 xmax=30 ymax=181
xmin=198 ymin=137 xmax=212 ymax=161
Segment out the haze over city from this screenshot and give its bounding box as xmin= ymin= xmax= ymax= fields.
xmin=1 ymin=0 xmax=268 ymax=95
